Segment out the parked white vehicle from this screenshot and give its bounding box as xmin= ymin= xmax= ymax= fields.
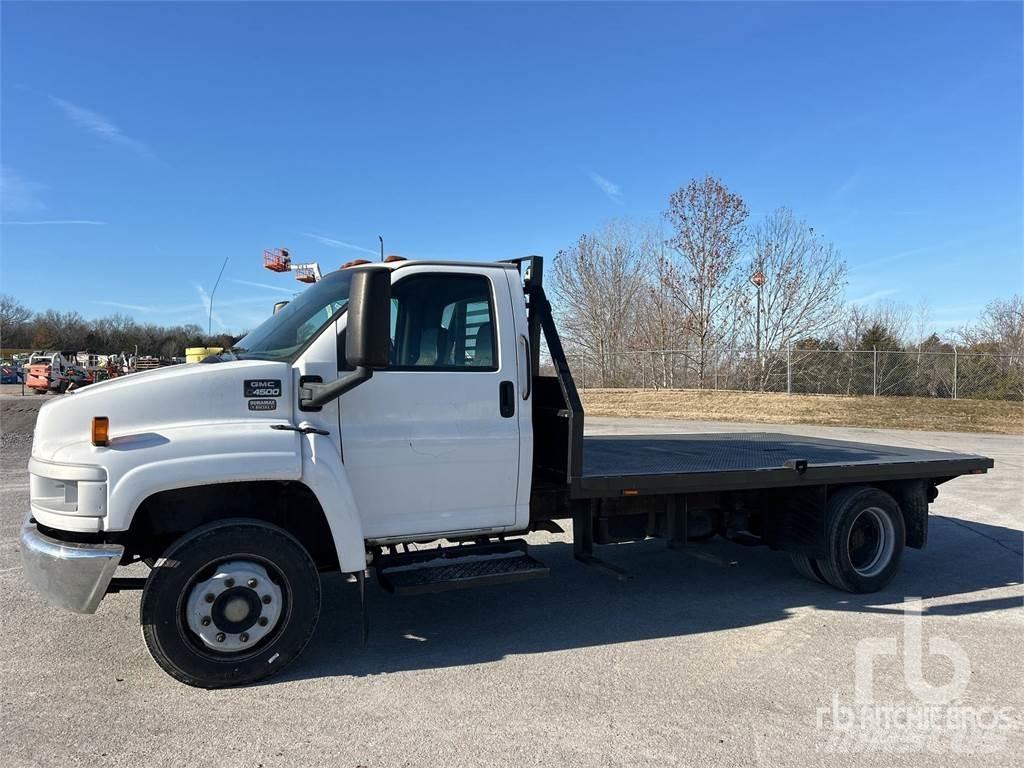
xmin=21 ymin=257 xmax=993 ymax=688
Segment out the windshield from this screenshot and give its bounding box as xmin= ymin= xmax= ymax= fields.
xmin=230 ymin=269 xmax=353 ymax=361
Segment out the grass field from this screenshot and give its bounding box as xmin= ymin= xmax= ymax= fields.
xmin=581 ymin=388 xmax=1024 ymax=434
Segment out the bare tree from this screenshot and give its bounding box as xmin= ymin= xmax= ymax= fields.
xmin=912 ymin=298 xmax=932 ymax=349
xmin=0 ymin=294 xmax=33 ymax=347
xmin=868 ymin=301 xmax=913 ymax=347
xmin=955 ymin=295 xmax=1024 ymax=358
xmin=0 ymin=294 xmax=31 ymax=327
xmin=745 ymin=208 xmax=847 ymax=387
xmin=662 ymin=175 xmax=748 ymax=387
xmin=839 ymin=301 xmax=912 ymax=349
xmin=837 ymin=304 xmax=867 ymax=350
xmin=627 ymin=231 xmax=689 ymax=387
xmin=953 ymin=296 xmax=1024 ymax=398
xmin=550 ymin=219 xmax=651 ymax=386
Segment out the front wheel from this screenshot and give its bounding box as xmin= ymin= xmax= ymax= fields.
xmin=141 ymin=519 xmax=321 ymax=688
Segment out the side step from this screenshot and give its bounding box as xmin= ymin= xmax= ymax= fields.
xmin=375 ymin=540 xmax=549 ymax=596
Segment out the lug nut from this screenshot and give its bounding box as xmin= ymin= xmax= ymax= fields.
xmin=225 ymin=578 xmax=235 ymax=588
xmin=239 ymin=632 xmax=249 ymax=643
xmin=247 ymin=578 xmax=258 ymax=588
xmin=258 ymin=617 xmax=269 ymax=627
xmin=201 ymin=616 xmax=211 ymax=626
xmin=204 ymin=593 xmax=215 ymax=604
xmin=262 ymin=595 xmax=272 ymax=604
xmin=215 ymin=633 xmax=226 ymax=643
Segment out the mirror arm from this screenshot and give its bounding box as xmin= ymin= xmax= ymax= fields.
xmin=300 ymin=366 xmax=372 ymax=409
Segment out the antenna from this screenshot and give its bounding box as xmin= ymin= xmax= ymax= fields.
xmin=379 ymin=235 xmax=384 ymax=262
xmin=209 ymin=256 xmax=229 ymax=335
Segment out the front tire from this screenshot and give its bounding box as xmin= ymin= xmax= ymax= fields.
xmin=141 ymin=519 xmax=321 ymax=688
xmin=816 ymin=486 xmax=905 ymax=593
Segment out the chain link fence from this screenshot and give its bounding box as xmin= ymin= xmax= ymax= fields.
xmin=557 ymin=348 xmax=1024 ymax=401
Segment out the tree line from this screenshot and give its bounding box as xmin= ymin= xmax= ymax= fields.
xmin=0 ymin=299 xmax=236 ymax=360
xmin=549 ymin=175 xmax=1023 ymax=394
xmin=2 ymin=173 xmax=1020 ymax=391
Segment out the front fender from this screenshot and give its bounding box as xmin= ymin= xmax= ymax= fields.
xmin=48 ymin=421 xmax=367 ymax=574
xmin=103 ymin=422 xmax=303 ymax=530
xmin=300 ymin=430 xmax=366 ymax=573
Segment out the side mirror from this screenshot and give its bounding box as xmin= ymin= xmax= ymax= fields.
xmin=345 ymin=268 xmax=391 ymax=369
xmin=299 ymin=267 xmax=391 ymax=411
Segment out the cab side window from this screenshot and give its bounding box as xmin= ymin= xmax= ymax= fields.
xmin=389 ymin=274 xmax=497 ymax=370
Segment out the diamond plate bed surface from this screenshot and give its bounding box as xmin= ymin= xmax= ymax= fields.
xmin=581 ymin=433 xmax=971 ymax=478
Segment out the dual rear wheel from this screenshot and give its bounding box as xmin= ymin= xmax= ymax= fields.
xmin=790 ymin=486 xmax=906 ymax=593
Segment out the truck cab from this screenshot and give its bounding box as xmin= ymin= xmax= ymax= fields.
xmin=22 ymin=260 xmax=540 ymax=686
xmin=20 ymin=257 xmax=993 ymax=688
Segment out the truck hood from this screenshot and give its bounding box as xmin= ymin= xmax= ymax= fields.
xmin=33 ymin=360 xmax=293 ymax=462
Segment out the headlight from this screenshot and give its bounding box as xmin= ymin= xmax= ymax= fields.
xmin=28 ymin=458 xmax=108 ymax=518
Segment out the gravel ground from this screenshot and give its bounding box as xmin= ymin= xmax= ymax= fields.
xmin=0 ymin=393 xmax=47 ymax=443
xmin=1 ymin=413 xmax=1021 ymax=767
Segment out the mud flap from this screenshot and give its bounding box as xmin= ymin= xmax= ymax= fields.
xmin=890 ymin=479 xmax=931 ymax=549
xmin=356 ymin=570 xmax=368 ymax=647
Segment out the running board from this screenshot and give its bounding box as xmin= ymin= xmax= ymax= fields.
xmin=375 ymin=540 xmax=549 ymax=596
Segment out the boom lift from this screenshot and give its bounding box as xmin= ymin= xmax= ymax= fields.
xmin=263 ymin=247 xmax=322 ymax=284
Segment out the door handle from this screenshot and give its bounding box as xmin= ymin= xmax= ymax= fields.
xmin=499 ymin=380 xmax=515 ymax=418
xmin=519 ymin=334 xmax=532 ymax=400
xmin=270 ymin=424 xmax=331 ymax=436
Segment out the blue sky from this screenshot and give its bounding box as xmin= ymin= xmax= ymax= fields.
xmin=2 ymin=1 xmax=1021 ymax=335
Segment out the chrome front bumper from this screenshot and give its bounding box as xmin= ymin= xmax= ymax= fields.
xmin=20 ymin=518 xmax=124 ymax=614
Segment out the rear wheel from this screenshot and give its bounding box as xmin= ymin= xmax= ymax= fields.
xmin=789 ymin=553 xmax=826 ymax=584
xmin=141 ymin=519 xmax=321 ymax=688
xmin=817 ymin=486 xmax=905 ymax=593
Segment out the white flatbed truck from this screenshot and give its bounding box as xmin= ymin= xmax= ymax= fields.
xmin=21 ymin=257 xmax=993 ymax=687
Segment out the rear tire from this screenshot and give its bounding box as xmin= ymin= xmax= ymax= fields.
xmin=790 ymin=553 xmax=826 ymax=584
xmin=817 ymin=486 xmax=905 ymax=593
xmin=141 ymin=519 xmax=321 ymax=688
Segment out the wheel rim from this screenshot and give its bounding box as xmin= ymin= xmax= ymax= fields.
xmin=847 ymin=507 xmax=895 ymax=577
xmin=183 ymin=560 xmax=285 ymax=654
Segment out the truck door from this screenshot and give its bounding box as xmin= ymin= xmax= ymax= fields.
xmin=340 ymin=266 xmax=522 ymax=540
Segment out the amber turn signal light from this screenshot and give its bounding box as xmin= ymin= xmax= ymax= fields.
xmin=92 ymin=417 xmax=110 ymax=447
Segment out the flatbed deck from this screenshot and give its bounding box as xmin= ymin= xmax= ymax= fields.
xmin=575 ymin=432 xmax=993 ymax=496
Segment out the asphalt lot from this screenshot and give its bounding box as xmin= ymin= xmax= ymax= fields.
xmin=1 ymin=410 xmax=1021 ymax=767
